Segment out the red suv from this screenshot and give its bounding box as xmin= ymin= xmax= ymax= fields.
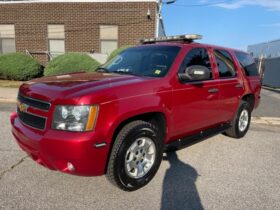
xmin=11 ymin=35 xmax=261 ymax=191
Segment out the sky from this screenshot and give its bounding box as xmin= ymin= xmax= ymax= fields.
xmin=162 ymin=0 xmax=280 ymax=50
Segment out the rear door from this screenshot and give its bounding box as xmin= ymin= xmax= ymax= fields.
xmin=211 ymin=48 xmax=244 ymax=122
xmin=234 ymin=51 xmax=261 ymax=108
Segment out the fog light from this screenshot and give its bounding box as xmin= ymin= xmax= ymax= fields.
xmin=67 ymin=162 xmax=75 ymax=171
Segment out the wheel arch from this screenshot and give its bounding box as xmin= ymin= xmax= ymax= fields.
xmin=104 ymin=111 xmax=168 ymax=174
xmin=242 ymin=93 xmax=255 ymax=111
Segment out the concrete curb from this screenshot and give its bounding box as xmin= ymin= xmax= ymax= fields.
xmin=251 ymin=117 xmax=280 ymax=126
xmin=262 ymin=86 xmax=280 ymax=94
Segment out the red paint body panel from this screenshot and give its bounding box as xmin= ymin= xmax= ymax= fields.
xmin=10 ymin=42 xmax=261 ymax=176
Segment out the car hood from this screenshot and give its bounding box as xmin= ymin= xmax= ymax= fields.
xmin=19 ymin=72 xmax=157 ymax=104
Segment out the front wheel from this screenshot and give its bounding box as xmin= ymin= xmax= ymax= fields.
xmin=225 ymin=101 xmax=251 ymax=138
xmin=106 ymin=120 xmax=163 ymax=191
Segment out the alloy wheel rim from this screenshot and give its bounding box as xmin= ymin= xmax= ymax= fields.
xmin=125 ymin=137 xmax=156 ymax=179
xmin=239 ymin=109 xmax=249 ymax=132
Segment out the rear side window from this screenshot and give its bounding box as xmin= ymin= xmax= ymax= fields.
xmin=179 ymin=48 xmax=212 ymax=79
xmin=214 ymin=49 xmax=237 ymax=78
xmin=234 ymin=51 xmax=259 ymax=76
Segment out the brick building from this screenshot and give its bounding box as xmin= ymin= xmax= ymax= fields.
xmin=0 ymin=0 xmax=165 ymax=64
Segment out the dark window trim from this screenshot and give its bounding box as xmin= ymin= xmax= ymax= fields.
xmin=213 ymin=49 xmax=237 ymax=79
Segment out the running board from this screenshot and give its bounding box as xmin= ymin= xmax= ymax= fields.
xmin=164 ymin=123 xmax=231 ymax=152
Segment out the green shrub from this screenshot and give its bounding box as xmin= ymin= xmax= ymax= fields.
xmin=107 ymin=46 xmax=131 ymax=61
xmin=0 ymin=53 xmax=42 ymax=81
xmin=44 ymin=53 xmax=100 ymax=76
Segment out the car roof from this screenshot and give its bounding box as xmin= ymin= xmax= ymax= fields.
xmin=136 ymin=42 xmax=247 ymax=54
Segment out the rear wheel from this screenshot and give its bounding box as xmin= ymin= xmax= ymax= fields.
xmin=106 ymin=120 xmax=163 ymax=191
xmin=225 ymin=101 xmax=251 ymax=138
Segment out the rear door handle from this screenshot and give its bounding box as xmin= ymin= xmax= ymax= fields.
xmin=235 ymin=83 xmax=243 ymax=89
xmin=208 ymin=88 xmax=219 ymax=93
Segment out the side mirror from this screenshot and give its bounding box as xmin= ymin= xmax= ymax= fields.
xmin=178 ymin=65 xmax=211 ymax=82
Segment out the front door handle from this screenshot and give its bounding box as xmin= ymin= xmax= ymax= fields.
xmin=208 ymin=88 xmax=219 ymax=93
xmin=235 ymin=83 xmax=243 ymax=89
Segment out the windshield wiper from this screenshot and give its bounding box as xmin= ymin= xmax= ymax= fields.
xmin=111 ymin=70 xmax=139 ymax=76
xmin=96 ymin=68 xmax=139 ymax=76
xmin=96 ymin=67 xmax=110 ymax=73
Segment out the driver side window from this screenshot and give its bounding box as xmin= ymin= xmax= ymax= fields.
xmin=179 ymin=48 xmax=213 ymax=79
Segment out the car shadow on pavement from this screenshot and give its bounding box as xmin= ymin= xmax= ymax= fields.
xmin=161 ymin=152 xmax=204 ymax=210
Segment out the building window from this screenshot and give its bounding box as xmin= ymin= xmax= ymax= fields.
xmin=48 ymin=24 xmax=65 ymax=57
xmin=100 ymin=25 xmax=118 ymax=55
xmin=0 ymin=24 xmax=16 ymax=54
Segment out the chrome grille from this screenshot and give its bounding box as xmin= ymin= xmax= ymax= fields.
xmin=17 ymin=107 xmax=46 ymax=130
xmin=17 ymin=94 xmax=50 ymax=130
xmin=18 ymin=94 xmax=50 ymax=111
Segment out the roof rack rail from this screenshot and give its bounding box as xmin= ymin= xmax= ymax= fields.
xmin=140 ymin=34 xmax=203 ymax=44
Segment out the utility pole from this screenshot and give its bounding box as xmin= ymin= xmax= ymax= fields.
xmin=155 ymin=0 xmax=176 ymax=38
xmin=155 ymin=0 xmax=163 ymax=38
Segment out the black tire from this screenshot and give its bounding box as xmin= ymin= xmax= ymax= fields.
xmin=106 ymin=120 xmax=163 ymax=191
xmin=225 ymin=101 xmax=251 ymax=138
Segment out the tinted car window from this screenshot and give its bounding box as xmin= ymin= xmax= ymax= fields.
xmin=179 ymin=48 xmax=212 ymax=79
xmin=214 ymin=49 xmax=236 ymax=78
xmin=234 ymin=51 xmax=259 ymax=76
xmin=103 ymin=46 xmax=181 ymax=77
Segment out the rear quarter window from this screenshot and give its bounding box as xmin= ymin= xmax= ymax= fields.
xmin=234 ymin=51 xmax=259 ymax=76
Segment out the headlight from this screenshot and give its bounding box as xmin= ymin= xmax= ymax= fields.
xmin=51 ymin=105 xmax=98 ymax=132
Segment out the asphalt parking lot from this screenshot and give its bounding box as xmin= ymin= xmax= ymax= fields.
xmin=0 ymin=88 xmax=280 ymax=210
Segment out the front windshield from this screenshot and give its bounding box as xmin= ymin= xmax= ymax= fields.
xmin=102 ymin=46 xmax=181 ymax=77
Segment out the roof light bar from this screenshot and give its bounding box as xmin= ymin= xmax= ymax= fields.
xmin=141 ymin=34 xmax=203 ymax=44
xmin=141 ymin=34 xmax=202 ymax=44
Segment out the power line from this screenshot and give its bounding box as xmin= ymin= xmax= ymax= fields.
xmin=167 ymin=0 xmax=234 ymax=7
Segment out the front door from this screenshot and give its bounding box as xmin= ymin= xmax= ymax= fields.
xmin=171 ymin=47 xmax=222 ymax=138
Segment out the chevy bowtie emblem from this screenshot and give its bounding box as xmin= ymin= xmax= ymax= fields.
xmin=17 ymin=101 xmax=29 ymax=112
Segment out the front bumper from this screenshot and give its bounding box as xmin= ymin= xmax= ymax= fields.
xmin=10 ymin=112 xmax=109 ymax=176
